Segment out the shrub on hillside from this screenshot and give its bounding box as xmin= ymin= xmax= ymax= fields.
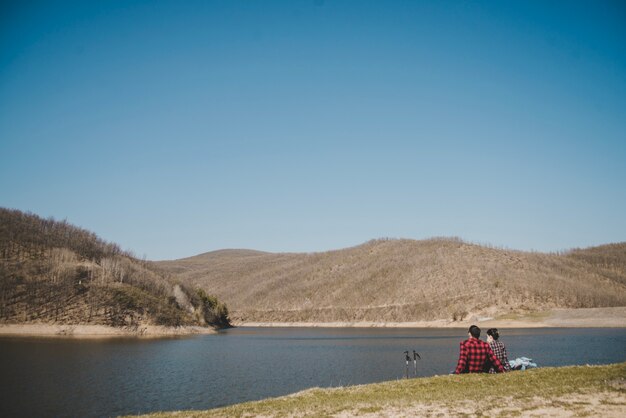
xmin=196 ymin=289 xmax=231 ymax=328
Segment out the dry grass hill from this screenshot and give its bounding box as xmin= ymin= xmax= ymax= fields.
xmin=0 ymin=208 xmax=230 ymax=330
xmin=157 ymin=238 xmax=626 ymax=323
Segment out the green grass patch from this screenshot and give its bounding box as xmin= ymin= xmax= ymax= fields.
xmin=129 ymin=363 xmax=626 ymax=417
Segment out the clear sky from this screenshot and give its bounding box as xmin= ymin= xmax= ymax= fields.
xmin=1 ymin=0 xmax=625 ymax=260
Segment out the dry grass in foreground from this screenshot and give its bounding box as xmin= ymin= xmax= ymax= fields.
xmin=130 ymin=362 xmax=626 ymax=418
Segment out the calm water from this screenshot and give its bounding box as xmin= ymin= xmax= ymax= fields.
xmin=1 ymin=327 xmax=625 ymax=417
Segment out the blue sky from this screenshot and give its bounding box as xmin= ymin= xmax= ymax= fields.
xmin=1 ymin=0 xmax=625 ymax=260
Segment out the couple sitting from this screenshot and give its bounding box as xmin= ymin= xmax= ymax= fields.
xmin=454 ymin=325 xmax=511 ymax=374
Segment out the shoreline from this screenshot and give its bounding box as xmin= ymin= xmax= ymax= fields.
xmin=235 ymin=307 xmax=626 ymax=329
xmin=0 ymin=324 xmax=217 ymax=338
xmin=235 ymin=320 xmax=550 ymax=328
xmin=2 ymin=307 xmax=624 ymax=337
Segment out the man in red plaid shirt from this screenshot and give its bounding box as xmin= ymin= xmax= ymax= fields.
xmin=454 ymin=325 xmax=505 ymax=374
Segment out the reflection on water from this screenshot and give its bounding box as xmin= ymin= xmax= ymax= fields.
xmin=1 ymin=327 xmax=625 ymax=417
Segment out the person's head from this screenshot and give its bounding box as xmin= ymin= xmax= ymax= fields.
xmin=486 ymin=328 xmax=500 ymax=341
xmin=468 ymin=325 xmax=481 ymax=339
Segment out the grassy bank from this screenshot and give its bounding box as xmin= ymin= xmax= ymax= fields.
xmin=132 ymin=362 xmax=626 ymax=417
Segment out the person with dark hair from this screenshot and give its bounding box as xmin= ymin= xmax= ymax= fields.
xmin=487 ymin=328 xmax=511 ymax=372
xmin=454 ymin=325 xmax=505 ymax=374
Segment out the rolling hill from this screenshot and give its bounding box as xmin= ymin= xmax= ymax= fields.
xmin=0 ymin=208 xmax=230 ymax=332
xmin=157 ymin=238 xmax=626 ymax=323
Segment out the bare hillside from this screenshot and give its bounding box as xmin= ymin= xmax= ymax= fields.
xmin=157 ymin=238 xmax=626 ymax=323
xmin=0 ymin=208 xmax=230 ymax=330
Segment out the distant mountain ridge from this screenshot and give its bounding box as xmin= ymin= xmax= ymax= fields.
xmin=157 ymin=238 xmax=626 ymax=323
xmin=0 ymin=208 xmax=230 ymax=330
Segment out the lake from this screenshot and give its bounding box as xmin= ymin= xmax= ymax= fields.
xmin=1 ymin=327 xmax=625 ymax=417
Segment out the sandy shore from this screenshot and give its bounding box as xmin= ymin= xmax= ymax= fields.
xmin=235 ymin=307 xmax=626 ymax=328
xmin=3 ymin=307 xmax=624 ymax=337
xmin=235 ymin=320 xmax=551 ymax=328
xmin=0 ymin=324 xmax=217 ymax=338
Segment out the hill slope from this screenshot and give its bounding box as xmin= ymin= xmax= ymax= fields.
xmin=0 ymin=208 xmax=230 ymax=331
xmin=157 ymin=238 xmax=626 ymax=323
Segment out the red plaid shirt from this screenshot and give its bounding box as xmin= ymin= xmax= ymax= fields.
xmin=454 ymin=337 xmax=505 ymax=374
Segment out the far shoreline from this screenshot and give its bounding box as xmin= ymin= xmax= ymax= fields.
xmin=0 ymin=324 xmax=217 ymax=339
xmin=234 ymin=320 xmax=626 ymax=328
xmin=2 ymin=307 xmax=624 ymax=337
xmin=235 ymin=307 xmax=626 ymax=329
